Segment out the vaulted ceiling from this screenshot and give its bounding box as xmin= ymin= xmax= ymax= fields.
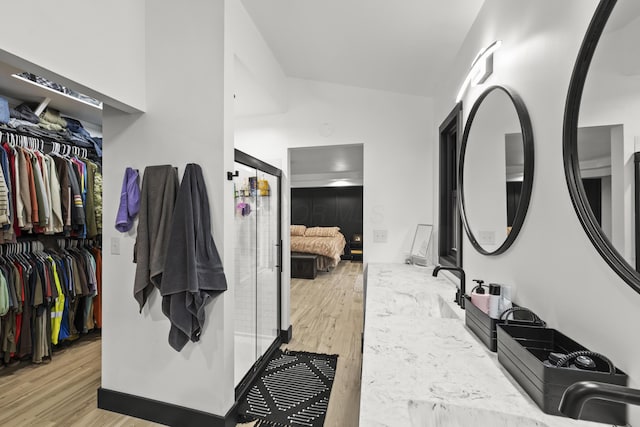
xmin=240 ymin=0 xmax=484 ymax=97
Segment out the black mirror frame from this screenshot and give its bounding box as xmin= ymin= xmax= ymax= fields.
xmin=563 ymin=0 xmax=640 ymax=292
xmin=459 ymin=85 xmax=535 ymax=256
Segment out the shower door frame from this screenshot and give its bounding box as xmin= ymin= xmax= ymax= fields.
xmin=233 ymin=149 xmax=283 ymax=402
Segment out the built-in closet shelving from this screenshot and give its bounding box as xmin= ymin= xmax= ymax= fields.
xmin=0 ymin=58 xmax=103 ymax=369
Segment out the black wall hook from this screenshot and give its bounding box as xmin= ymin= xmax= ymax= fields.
xmin=227 ymin=171 xmax=239 ymax=180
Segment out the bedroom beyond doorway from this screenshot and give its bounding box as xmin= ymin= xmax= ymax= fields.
xmin=289 ymin=143 xmax=364 ymax=275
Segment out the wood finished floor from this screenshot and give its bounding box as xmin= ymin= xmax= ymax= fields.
xmin=0 ymin=332 xmax=160 ymax=427
xmin=239 ymin=260 xmax=364 ymax=427
xmin=0 ymin=261 xmax=363 ymax=427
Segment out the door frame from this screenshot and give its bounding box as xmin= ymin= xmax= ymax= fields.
xmin=438 ymin=103 xmax=464 ymax=272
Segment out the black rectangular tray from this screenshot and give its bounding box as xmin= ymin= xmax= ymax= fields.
xmin=497 ymin=324 xmax=628 ymax=425
xmin=464 ymin=295 xmax=538 ymax=352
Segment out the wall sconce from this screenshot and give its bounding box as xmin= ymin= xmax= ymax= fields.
xmin=456 ymin=40 xmax=502 ymax=103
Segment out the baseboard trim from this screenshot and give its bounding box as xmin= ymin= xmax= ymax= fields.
xmin=97 ymin=387 xmax=235 ymax=427
xmin=280 ymin=325 xmax=292 ymax=343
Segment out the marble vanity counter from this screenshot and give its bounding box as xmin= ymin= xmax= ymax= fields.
xmin=359 ymin=263 xmax=607 ymax=427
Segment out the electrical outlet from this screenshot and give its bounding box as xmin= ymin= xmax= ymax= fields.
xmin=110 ymin=237 xmax=121 ymax=255
xmin=373 ymin=229 xmax=388 ymax=243
xmin=477 ymin=230 xmax=496 ymax=245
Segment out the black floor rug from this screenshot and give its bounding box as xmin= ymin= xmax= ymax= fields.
xmin=237 ymin=349 xmax=338 ymax=427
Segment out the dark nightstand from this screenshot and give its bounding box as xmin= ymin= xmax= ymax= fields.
xmin=350 ymin=238 xmax=363 ymax=262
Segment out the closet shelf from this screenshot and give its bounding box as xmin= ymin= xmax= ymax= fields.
xmin=0 ymin=61 xmax=102 ymax=126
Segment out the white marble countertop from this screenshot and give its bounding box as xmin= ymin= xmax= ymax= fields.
xmin=359 ymin=263 xmax=611 ymax=427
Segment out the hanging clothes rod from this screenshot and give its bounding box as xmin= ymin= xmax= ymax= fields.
xmin=0 ymin=128 xmax=91 ymax=158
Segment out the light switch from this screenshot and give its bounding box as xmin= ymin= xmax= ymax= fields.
xmin=110 ymin=237 xmax=121 ymax=255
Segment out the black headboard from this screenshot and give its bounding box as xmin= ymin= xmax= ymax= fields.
xmin=291 ymin=186 xmax=363 ymax=253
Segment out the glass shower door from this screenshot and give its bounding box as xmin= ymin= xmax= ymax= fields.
xmin=233 ymin=163 xmax=258 ymax=386
xmin=233 ymin=154 xmax=282 ymax=390
xmin=256 ymin=171 xmax=279 ymax=359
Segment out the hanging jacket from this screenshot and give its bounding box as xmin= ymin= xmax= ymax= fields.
xmin=0 ymin=271 xmax=9 ymax=317
xmin=49 ymin=257 xmax=64 ymax=345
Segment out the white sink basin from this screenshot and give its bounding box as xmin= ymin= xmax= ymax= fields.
xmin=408 ymin=400 xmax=550 ymax=427
xmin=422 ymin=294 xmax=458 ymax=319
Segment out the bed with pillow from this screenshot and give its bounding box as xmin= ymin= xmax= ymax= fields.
xmin=290 ymin=225 xmax=347 ymax=271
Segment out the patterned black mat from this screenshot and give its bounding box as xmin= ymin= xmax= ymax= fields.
xmin=237 ymin=349 xmax=338 ymax=427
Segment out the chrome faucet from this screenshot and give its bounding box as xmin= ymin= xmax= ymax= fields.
xmin=432 ymin=265 xmax=465 ymax=308
xmin=559 ymin=381 xmax=640 ymax=419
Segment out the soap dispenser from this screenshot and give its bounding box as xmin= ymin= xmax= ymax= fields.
xmin=488 ymin=283 xmax=502 ymax=319
xmin=470 ymin=279 xmax=490 ymax=315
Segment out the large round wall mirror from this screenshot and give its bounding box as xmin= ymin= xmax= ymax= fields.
xmin=459 ymin=85 xmax=535 ymax=255
xmin=564 ymin=0 xmax=640 ymax=292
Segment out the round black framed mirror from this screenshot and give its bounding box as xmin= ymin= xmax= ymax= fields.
xmin=459 ymin=85 xmax=535 ymax=255
xmin=563 ymin=0 xmax=640 ymax=292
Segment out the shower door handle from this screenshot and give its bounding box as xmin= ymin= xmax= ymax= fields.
xmin=275 ymin=240 xmax=282 ymax=273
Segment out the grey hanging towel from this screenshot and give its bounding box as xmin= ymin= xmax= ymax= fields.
xmin=161 ymin=163 xmax=227 ymax=352
xmin=133 ymin=165 xmax=179 ymax=312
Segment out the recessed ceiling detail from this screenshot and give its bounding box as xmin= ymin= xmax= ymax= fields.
xmin=290 ymin=144 xmax=363 ymax=188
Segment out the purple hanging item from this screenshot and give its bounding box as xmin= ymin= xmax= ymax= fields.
xmin=115 ymin=167 xmax=141 ymax=232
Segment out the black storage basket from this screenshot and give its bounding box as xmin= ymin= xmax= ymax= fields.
xmin=496 ymin=324 xmax=628 ymax=425
xmin=464 ymin=296 xmax=545 ymax=352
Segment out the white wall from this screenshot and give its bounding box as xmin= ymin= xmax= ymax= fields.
xmin=434 ymin=0 xmax=640 ymax=423
xmin=102 ymin=0 xmax=235 ymax=416
xmin=0 ymin=0 xmax=145 ymax=113
xmin=231 ymin=0 xmax=287 ymax=116
xmin=236 ymin=78 xmax=434 ymax=265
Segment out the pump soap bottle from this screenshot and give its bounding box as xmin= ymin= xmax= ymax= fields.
xmin=470 ymin=279 xmax=490 ymax=315
xmin=488 ymin=283 xmax=502 ymax=319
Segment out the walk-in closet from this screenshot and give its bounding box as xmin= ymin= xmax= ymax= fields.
xmin=0 ymin=59 xmax=103 ymax=372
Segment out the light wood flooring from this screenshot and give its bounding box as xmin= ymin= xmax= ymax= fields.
xmin=0 ymin=332 xmax=160 ymax=427
xmin=277 ymin=260 xmax=363 ymax=427
xmin=239 ymin=260 xmax=364 ymax=427
xmin=0 ymin=261 xmax=364 ymax=427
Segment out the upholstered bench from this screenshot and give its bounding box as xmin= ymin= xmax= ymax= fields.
xmin=291 ymin=253 xmax=318 ymax=279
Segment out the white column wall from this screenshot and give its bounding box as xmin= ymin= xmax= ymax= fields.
xmin=101 ymin=0 xmax=235 ymax=416
xmin=230 ymin=0 xmax=287 ymax=115
xmin=434 ymin=0 xmax=640 ymax=424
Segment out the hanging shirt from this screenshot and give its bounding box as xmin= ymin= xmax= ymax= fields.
xmin=67 ymin=161 xmax=85 ymax=234
xmin=47 ymin=156 xmax=63 ymax=233
xmin=84 ymin=161 xmax=98 ymax=238
xmin=94 ymin=169 xmax=102 ymax=235
xmin=0 ymin=162 xmax=10 ymax=227
xmin=0 ymin=146 xmax=12 ymax=229
xmin=53 ymin=157 xmax=71 ymax=229
xmin=31 ymin=153 xmax=49 ymax=228
xmin=24 ymin=151 xmax=39 ymax=227
xmin=3 ymin=143 xmax=20 ymax=240
xmin=49 ymin=257 xmax=64 ymax=345
xmin=16 ymin=149 xmax=32 ymax=230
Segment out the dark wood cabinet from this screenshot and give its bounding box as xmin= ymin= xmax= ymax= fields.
xmin=350 ymin=240 xmax=363 ymax=262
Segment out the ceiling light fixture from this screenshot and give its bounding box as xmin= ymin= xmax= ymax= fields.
xmin=456 ymin=40 xmax=502 ymax=103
